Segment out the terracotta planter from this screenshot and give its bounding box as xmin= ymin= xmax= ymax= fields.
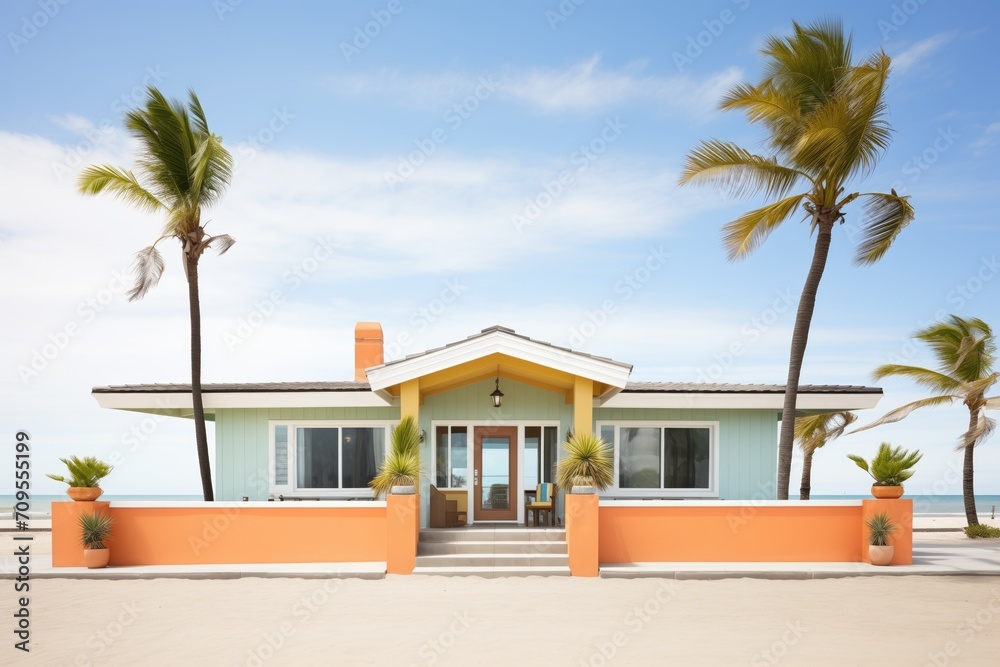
xmin=67 ymin=487 xmax=103 ymax=501
xmin=871 ymin=485 xmax=904 ymax=499
xmin=869 ymin=544 xmax=894 ymax=566
xmin=83 ymin=548 xmax=110 ymax=569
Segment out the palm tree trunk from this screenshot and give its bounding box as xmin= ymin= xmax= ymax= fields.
xmin=186 ymin=252 xmax=215 ymax=502
xmin=963 ymin=408 xmax=979 ymax=526
xmin=799 ymin=447 xmax=814 ymax=500
xmin=776 ymin=217 xmax=835 ymax=499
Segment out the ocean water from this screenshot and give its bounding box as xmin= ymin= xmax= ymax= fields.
xmin=6 ymin=493 xmax=999 ymax=517
xmin=802 ymin=494 xmax=1000 ymax=516
xmin=2 ymin=494 xmax=202 ymax=518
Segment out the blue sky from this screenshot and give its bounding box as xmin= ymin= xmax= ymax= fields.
xmin=2 ymin=0 xmax=998 ymax=496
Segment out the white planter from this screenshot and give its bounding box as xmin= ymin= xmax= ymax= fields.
xmin=391 ymin=485 xmax=416 ymax=495
xmin=571 ymin=485 xmax=596 ymax=495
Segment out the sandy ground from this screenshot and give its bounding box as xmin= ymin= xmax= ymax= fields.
xmin=3 ymin=529 xmax=1000 ymax=666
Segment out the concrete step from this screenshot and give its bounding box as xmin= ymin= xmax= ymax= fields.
xmin=414 ymin=553 xmax=569 ymax=568
xmin=418 ymin=540 xmax=567 ymax=556
xmin=419 ymin=528 xmax=565 ymax=543
xmin=411 ymin=565 xmax=571 ymax=578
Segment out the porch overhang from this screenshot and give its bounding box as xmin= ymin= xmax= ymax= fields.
xmin=364 ymin=326 xmax=633 ymax=403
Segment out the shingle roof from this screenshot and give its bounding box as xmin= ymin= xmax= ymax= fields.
xmin=622 ymin=382 xmax=882 ymax=394
xmin=92 ymin=380 xmax=880 ymax=395
xmin=92 ymin=381 xmax=370 ymax=394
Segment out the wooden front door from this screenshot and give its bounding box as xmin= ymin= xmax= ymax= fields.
xmin=473 ymin=426 xmax=517 ymax=521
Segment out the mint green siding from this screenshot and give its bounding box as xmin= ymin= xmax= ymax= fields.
xmin=214 ymin=406 xmax=398 ymax=500
xmin=594 ymin=407 xmax=779 ymax=500
xmin=213 ymin=392 xmax=778 ymax=504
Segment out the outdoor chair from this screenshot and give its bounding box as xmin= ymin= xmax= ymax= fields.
xmin=526 ymin=483 xmax=556 ymax=527
xmin=429 ymin=485 xmax=466 ymax=527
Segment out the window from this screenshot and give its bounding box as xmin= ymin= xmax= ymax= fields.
xmin=435 ymin=426 xmax=468 ymax=488
xmin=600 ymin=422 xmax=717 ymax=495
xmin=524 ymin=426 xmax=558 ymax=489
xmin=271 ymin=422 xmax=388 ymax=494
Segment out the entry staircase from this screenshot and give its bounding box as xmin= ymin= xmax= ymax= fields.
xmin=413 ymin=525 xmax=570 ymax=577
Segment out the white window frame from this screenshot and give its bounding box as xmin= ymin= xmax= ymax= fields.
xmin=268 ymin=420 xmax=394 ymax=498
xmin=430 ymin=419 xmax=562 ymax=524
xmin=433 ymin=425 xmax=471 ymax=490
xmin=598 ymin=420 xmax=720 ymax=498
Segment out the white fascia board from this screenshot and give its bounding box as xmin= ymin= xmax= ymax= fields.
xmin=93 ymin=391 xmax=393 ymax=411
xmin=599 ymin=499 xmax=862 ymax=508
xmin=367 ymin=330 xmax=632 ymax=390
xmin=598 ymin=392 xmax=881 ymax=410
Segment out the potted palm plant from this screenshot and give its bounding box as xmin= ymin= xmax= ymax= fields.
xmin=865 ymin=511 xmax=896 ymax=566
xmin=47 ymin=456 xmax=113 ymax=501
xmin=847 ymin=443 xmax=922 ymax=499
xmin=556 ymin=432 xmax=614 ymax=494
xmin=370 ymin=416 xmax=422 ymax=496
xmin=79 ymin=511 xmax=114 ymax=568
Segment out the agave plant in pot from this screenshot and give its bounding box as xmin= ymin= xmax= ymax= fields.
xmin=370 ymin=416 xmax=422 ymax=496
xmin=847 ymin=443 xmax=922 ymax=499
xmin=865 ymin=511 xmax=897 ymax=566
xmin=79 ymin=511 xmax=114 ymax=569
xmin=556 ymin=432 xmax=614 ymax=494
xmin=47 ymin=456 xmax=113 ymax=501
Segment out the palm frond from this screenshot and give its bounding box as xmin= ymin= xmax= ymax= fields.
xmin=850 ymin=395 xmax=956 ymax=433
xmin=679 ymin=140 xmax=811 ymax=199
xmin=961 ymin=413 xmax=997 ymax=451
xmin=983 ymin=396 xmax=1000 ymax=409
xmin=853 ymin=191 xmax=915 ymax=265
xmin=77 ymin=165 xmax=165 ymax=213
xmin=127 ymin=246 xmax=166 ymax=301
xmin=206 ymin=234 xmax=236 ymax=255
xmin=871 ymin=363 xmax=962 ymax=395
xmin=795 ymin=411 xmax=857 ymax=453
xmin=721 ymin=194 xmax=807 ymax=260
xmin=188 ymin=134 xmax=233 ymax=208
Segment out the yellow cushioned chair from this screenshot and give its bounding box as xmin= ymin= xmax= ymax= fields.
xmin=526 ymin=483 xmax=556 ymax=527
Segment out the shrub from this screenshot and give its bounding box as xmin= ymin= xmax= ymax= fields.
xmin=964 ymin=524 xmax=1000 ymax=539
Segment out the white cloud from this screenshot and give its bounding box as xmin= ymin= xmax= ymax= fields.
xmin=971 ymin=121 xmax=1000 ymax=151
xmin=328 ymin=55 xmax=742 ymax=118
xmin=891 ymin=32 xmax=956 ymax=74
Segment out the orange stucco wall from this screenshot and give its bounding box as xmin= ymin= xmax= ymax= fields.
xmin=599 ymin=502 xmax=868 ymax=563
xmin=52 ymin=500 xmax=111 ymax=567
xmin=52 ymin=502 xmax=388 ymax=566
xmin=386 ymin=494 xmax=419 ymax=574
xmin=861 ymin=499 xmax=913 ymax=565
xmin=566 ymin=494 xmax=599 ymax=576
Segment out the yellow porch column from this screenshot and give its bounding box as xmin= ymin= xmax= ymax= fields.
xmin=573 ymin=376 xmax=593 ymax=437
xmin=400 ymin=379 xmax=420 ymax=422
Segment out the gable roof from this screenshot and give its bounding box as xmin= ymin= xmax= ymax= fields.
xmin=364 ymin=325 xmax=633 ymax=401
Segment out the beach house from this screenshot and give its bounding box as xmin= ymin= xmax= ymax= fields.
xmin=51 ymin=322 xmax=916 ymax=574
xmin=91 ymin=323 xmax=881 ymax=524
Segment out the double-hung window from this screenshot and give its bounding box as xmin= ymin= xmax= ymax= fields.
xmin=599 ymin=421 xmax=718 ymax=496
xmin=270 ymin=422 xmax=389 ymax=496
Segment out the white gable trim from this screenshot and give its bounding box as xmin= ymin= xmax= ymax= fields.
xmin=93 ymin=391 xmax=393 ymax=411
xmin=366 ymin=329 xmax=632 ymax=391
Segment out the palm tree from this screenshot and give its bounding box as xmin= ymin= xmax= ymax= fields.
xmin=853 ymin=316 xmax=999 ymax=526
xmin=78 ymin=86 xmax=234 ymax=501
xmin=678 ymin=19 xmax=914 ymax=499
xmin=794 ymin=410 xmax=857 ymax=500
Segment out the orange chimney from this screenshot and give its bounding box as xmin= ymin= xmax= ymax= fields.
xmin=354 ymin=322 xmax=384 ymax=382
